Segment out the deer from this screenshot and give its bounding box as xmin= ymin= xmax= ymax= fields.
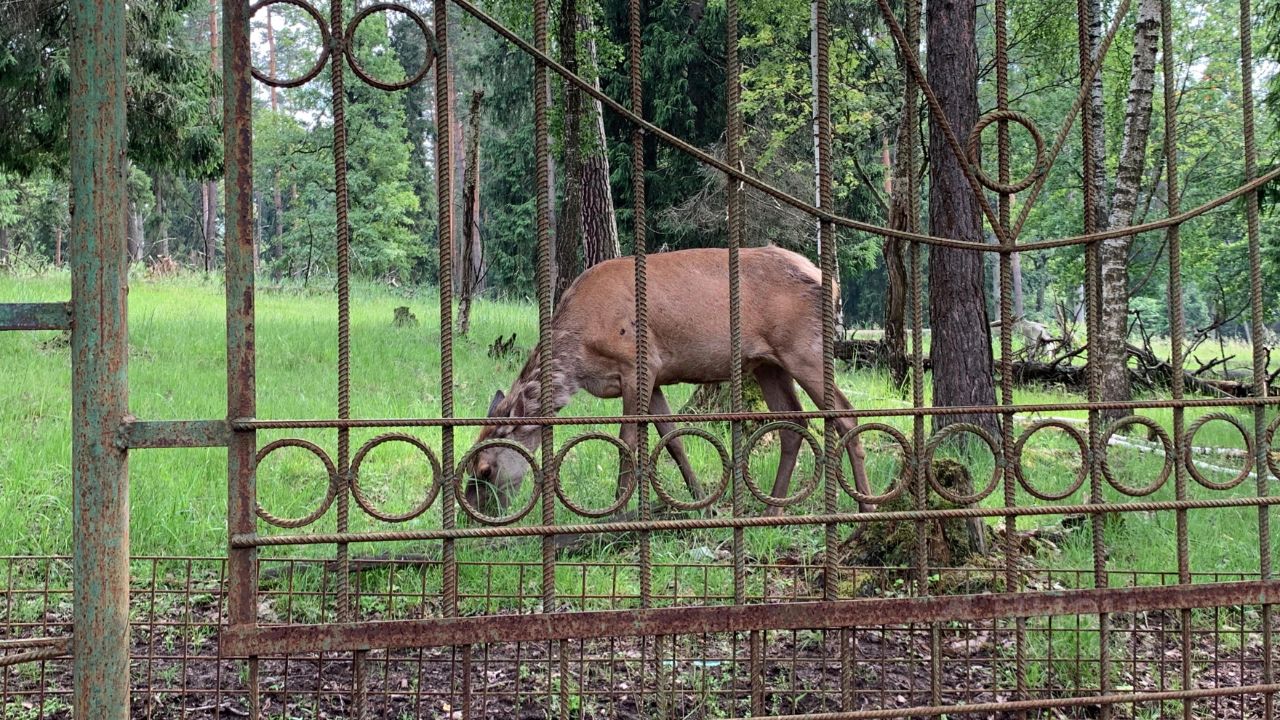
xmin=462 ymin=245 xmax=872 ymax=517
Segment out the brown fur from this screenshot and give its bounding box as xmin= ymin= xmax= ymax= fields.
xmin=466 ymin=246 xmax=871 ymax=515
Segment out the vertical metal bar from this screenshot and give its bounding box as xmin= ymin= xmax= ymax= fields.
xmin=532 ymin=0 xmax=565 ymax=714
xmin=813 ymin=0 xmax=846 ymax=709
xmin=724 ymin=0 xmax=760 ymax=714
xmin=326 ymin=0 xmax=365 ymax=714
xmin=1239 ymin=2 xmax=1274 ymax=718
xmin=434 ymin=0 xmax=462 ymax=716
xmin=1157 ymin=1 xmax=1192 ymax=717
xmin=1078 ymin=0 xmax=1110 ymax=714
xmin=223 ymin=0 xmax=259 ymax=714
xmin=993 ymin=0 xmax=1025 ymax=714
xmin=69 ymin=0 xmax=130 ymax=714
xmin=625 ymin=0 xmax=658 ymax=712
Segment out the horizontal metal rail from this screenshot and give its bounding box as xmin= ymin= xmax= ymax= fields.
xmin=232 ymin=496 xmax=1280 ymax=548
xmin=117 ymin=419 xmax=231 ymax=449
xmin=230 ymin=395 xmax=1280 ymax=430
xmin=220 ymin=578 xmax=1280 ymax=655
xmin=0 ymin=302 xmax=72 ymax=331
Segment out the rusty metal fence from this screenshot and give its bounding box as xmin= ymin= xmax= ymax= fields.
xmin=2 ymin=0 xmax=1279 ymax=717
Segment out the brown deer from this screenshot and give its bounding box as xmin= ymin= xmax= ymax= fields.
xmin=463 ymin=245 xmax=872 ymax=516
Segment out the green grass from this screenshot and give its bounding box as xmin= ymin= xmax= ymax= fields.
xmin=1 ymin=272 xmax=1277 ymax=604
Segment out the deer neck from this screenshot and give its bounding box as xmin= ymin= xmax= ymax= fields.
xmin=513 ymin=339 xmax=579 ymax=417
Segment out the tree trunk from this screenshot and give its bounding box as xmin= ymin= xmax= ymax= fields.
xmin=267 ymin=6 xmax=284 ymax=264
xmin=580 ymin=13 xmax=619 ymax=266
xmin=883 ymin=124 xmax=911 ymax=387
xmin=447 ymin=19 xmax=464 ymax=289
xmin=1011 ymin=252 xmax=1024 ymax=319
xmin=0 ymin=227 xmax=9 ymax=267
xmin=553 ymin=0 xmax=584 ymax=305
xmin=1086 ymin=0 xmax=1108 ymax=229
xmin=153 ymin=177 xmax=170 ymax=259
xmin=54 ymin=225 xmax=63 ymax=266
xmin=127 ymin=194 xmax=145 ymax=262
xmin=926 ymin=0 xmax=998 ymax=437
xmin=458 ymin=90 xmax=485 ymax=336
xmin=1098 ymin=0 xmax=1160 ymax=422
xmin=203 ymin=0 xmax=219 ymax=272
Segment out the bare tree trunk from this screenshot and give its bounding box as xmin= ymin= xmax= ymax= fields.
xmin=553 ymin=0 xmax=584 ymax=305
xmin=458 ymin=90 xmax=485 ymax=335
xmin=0 ymin=227 xmax=9 ymax=267
xmin=1099 ymin=0 xmax=1160 ymax=421
xmin=54 ymin=225 xmax=63 ymax=266
xmin=927 ymin=0 xmax=997 ymax=437
xmin=1011 ymin=252 xmax=1024 ymax=319
xmin=202 ymin=0 xmax=220 ymax=272
xmin=884 ymin=125 xmax=911 ymax=387
xmin=447 ymin=20 xmax=464 ymax=288
xmin=153 ymin=177 xmax=170 ymax=259
xmin=579 ymin=14 xmax=619 ymax=266
xmin=127 ymin=195 xmax=145 ymax=262
xmin=1086 ymin=0 xmax=1108 ymax=228
xmin=267 ymin=6 xmax=284 ymax=264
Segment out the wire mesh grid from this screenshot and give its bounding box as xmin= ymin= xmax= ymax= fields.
xmin=2 ymin=556 xmax=1275 ymax=718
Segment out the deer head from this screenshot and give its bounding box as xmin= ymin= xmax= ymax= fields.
xmin=463 ymin=387 xmax=541 ymax=513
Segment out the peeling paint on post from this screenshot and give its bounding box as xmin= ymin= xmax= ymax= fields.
xmin=222 ymin=0 xmax=258 ymax=705
xmin=69 ymin=0 xmax=130 ymax=716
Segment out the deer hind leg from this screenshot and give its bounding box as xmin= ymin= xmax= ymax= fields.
xmin=754 ymin=365 xmax=805 ymax=518
xmin=783 ymin=357 xmax=875 ymax=513
xmin=649 ymin=387 xmax=705 ymax=501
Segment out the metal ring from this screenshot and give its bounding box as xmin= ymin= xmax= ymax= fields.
xmin=1013 ymin=420 xmax=1088 ymax=501
xmin=741 ymin=421 xmax=823 ymax=509
xmin=922 ymin=423 xmax=1003 ymax=504
xmin=349 ymin=433 xmax=441 ymax=522
xmin=552 ymin=432 xmax=636 ymax=518
xmin=344 ymin=3 xmax=437 ymax=91
xmin=1182 ymin=412 xmax=1255 ymax=491
xmin=1267 ymin=415 xmax=1280 ymax=481
xmin=1100 ymin=416 xmax=1173 ymax=497
xmin=249 ymin=0 xmax=332 ymax=88
xmin=649 ymin=427 xmax=732 ymax=511
xmin=454 ymin=438 xmax=541 ymax=526
xmin=965 ymin=110 xmax=1047 ymax=194
xmin=833 ymin=422 xmax=912 ymax=505
xmin=254 ymin=438 xmax=339 ymax=528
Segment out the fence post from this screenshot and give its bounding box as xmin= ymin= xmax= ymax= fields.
xmin=69 ymin=0 xmax=130 ymax=716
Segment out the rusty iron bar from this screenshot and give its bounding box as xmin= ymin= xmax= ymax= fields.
xmin=725 ymin=683 xmax=1280 ymax=720
xmin=0 ymin=302 xmax=72 ymax=331
xmin=230 ymin=394 xmax=1280 ymax=429
xmin=0 ymin=644 xmax=72 ymax=668
xmin=118 ymin=420 xmax=231 ymax=449
xmin=222 ymin=0 xmax=260 ymax=717
xmin=219 ymin=578 xmax=1280 ymax=655
xmin=231 ymin=495 xmax=1280 ymax=548
xmin=68 ymin=0 xmax=130 ymax=715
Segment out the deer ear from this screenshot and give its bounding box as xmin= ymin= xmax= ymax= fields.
xmin=487 ymin=390 xmax=505 ymax=417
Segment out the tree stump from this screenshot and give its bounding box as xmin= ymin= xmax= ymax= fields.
xmin=393 ymin=306 xmax=418 ymax=327
xmin=842 ymin=458 xmax=990 ymax=569
xmin=678 ymin=378 xmax=770 ymax=444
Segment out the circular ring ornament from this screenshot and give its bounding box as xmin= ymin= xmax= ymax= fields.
xmin=249 ymin=0 xmax=333 ymax=88
xmin=1012 ymin=420 xmax=1089 ymax=501
xmin=552 ymin=432 xmax=636 ymax=518
xmin=1267 ymin=415 xmax=1280 ymax=481
xmin=349 ymin=433 xmax=442 ymax=522
xmin=834 ymin=422 xmax=913 ymax=505
xmin=648 ymin=427 xmax=732 ymax=511
xmin=1100 ymin=415 xmax=1173 ymax=497
xmin=965 ymin=110 xmax=1048 ymax=194
xmin=741 ymin=421 xmax=823 ymax=509
xmin=345 ymin=3 xmax=438 ymax=91
xmin=254 ymin=438 xmax=339 ymax=528
xmin=454 ymin=439 xmax=541 ymax=526
xmin=922 ymin=422 xmax=1003 ymax=504
xmin=1182 ymin=412 xmax=1254 ymax=491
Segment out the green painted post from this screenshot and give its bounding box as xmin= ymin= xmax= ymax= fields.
xmin=69 ymin=0 xmax=130 ymax=716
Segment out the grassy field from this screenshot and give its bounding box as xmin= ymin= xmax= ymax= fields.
xmin=1 ymin=271 xmax=1276 ymax=594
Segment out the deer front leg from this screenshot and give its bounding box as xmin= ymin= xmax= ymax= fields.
xmin=617 ymin=383 xmax=639 ymax=501
xmin=649 ymin=387 xmax=705 ymax=501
